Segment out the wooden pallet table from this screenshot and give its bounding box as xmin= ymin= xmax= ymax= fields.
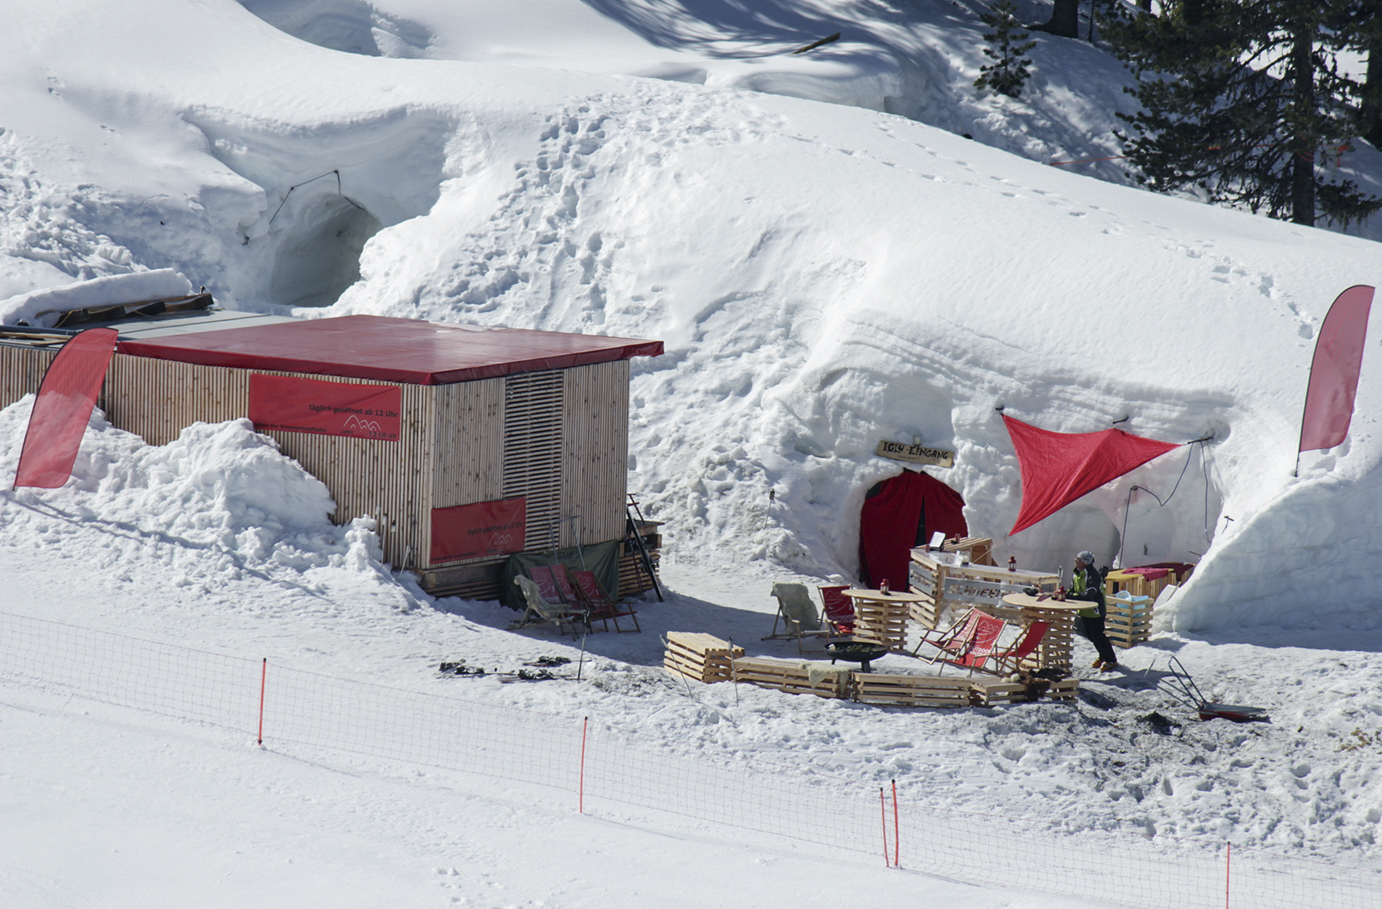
xmin=663 ymin=632 xmax=744 ymax=683
xmin=729 ymin=657 xmax=848 ymax=698
xmin=1105 ymin=593 xmax=1153 ymax=649
xmin=849 ymin=672 xmax=975 ymax=708
xmin=1000 ymin=593 xmax=1081 ymax=675
xmin=841 ymin=589 xmax=920 ymax=652
xmin=910 ymin=548 xmax=1059 ymax=632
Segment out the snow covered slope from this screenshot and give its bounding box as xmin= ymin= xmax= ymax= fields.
xmin=3 ymin=2 xmax=1382 ymax=622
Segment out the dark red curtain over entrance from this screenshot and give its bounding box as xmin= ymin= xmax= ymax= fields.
xmin=14 ymin=328 xmax=118 ymax=489
xmin=859 ymin=470 xmax=967 ymax=589
xmin=1003 ymin=415 xmax=1180 ymax=535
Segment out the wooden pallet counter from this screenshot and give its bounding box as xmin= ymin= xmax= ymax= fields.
xmin=909 ymin=548 xmax=1059 ymax=631
xmin=664 ymin=632 xmax=744 ymax=683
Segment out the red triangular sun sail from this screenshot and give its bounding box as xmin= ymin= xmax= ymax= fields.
xmin=1003 ymin=415 xmax=1181 ymax=535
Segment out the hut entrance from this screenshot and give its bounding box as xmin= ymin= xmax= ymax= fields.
xmin=858 ymin=470 xmax=967 ymax=590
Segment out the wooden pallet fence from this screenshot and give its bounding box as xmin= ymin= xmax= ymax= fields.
xmin=849 ymin=672 xmax=974 ymax=708
xmin=1105 ymin=593 xmax=1153 ymax=649
xmin=729 ymin=657 xmax=848 ymax=698
xmin=664 ymin=632 xmax=744 ymax=683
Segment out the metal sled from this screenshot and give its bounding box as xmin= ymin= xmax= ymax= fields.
xmin=1160 ymin=656 xmax=1269 ymax=723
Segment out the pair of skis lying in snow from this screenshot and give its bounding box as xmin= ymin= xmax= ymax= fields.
xmin=437 ymin=655 xmax=574 ymax=682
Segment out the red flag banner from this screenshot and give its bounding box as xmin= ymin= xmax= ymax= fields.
xmin=1004 ymin=415 xmax=1181 ymax=535
xmin=430 ymin=497 xmax=527 ymax=563
xmin=1299 ymin=285 xmax=1374 ymax=453
xmin=248 ymin=374 xmax=401 ymax=441
xmin=13 ymin=328 xmax=119 ymax=489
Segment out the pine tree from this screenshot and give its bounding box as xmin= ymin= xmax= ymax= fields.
xmin=976 ymin=0 xmax=1039 ymax=98
xmin=1103 ymin=0 xmax=1382 ymax=228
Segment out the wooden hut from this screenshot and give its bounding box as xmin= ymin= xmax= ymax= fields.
xmin=0 ymin=310 xmax=663 ymax=599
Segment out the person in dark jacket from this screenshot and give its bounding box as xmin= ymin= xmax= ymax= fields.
xmin=1069 ymin=549 xmax=1118 ymax=671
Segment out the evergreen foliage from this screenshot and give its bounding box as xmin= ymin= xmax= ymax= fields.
xmin=1103 ymin=0 xmax=1382 ymax=228
xmin=976 ymin=0 xmax=1038 ymax=98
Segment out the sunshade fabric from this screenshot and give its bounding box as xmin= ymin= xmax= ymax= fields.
xmin=14 ymin=328 xmax=118 ymax=489
xmin=1003 ymin=415 xmax=1180 ymax=535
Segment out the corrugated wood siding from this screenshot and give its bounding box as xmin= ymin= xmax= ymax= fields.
xmin=563 ymin=359 xmax=628 ymax=546
xmin=425 ymin=377 xmax=505 ymax=569
xmin=502 ymin=370 xmax=565 ymax=551
xmin=0 ymin=344 xmax=59 ymax=403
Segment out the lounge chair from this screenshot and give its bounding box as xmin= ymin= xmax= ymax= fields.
xmin=527 ymin=565 xmax=570 ymax=604
xmin=818 ymin=584 xmax=855 ymax=636
xmin=573 ymin=568 xmax=640 ymax=633
xmin=974 ymin=621 xmax=1050 ymax=677
xmin=911 ymin=607 xmax=983 ymax=659
xmin=762 ymin=582 xmax=830 ymax=653
xmin=511 ymin=575 xmax=589 ymax=638
xmin=933 ymin=611 xmax=1007 ymax=675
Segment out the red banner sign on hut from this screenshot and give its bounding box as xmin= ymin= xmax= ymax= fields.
xmin=431 ymin=497 xmax=528 ymax=562
xmin=248 ymin=374 xmax=401 ymax=441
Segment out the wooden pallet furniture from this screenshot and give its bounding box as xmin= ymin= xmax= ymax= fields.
xmin=970 ymin=676 xmax=1080 ymax=705
xmin=997 ymin=594 xmax=1080 ymax=675
xmin=1105 ymin=564 xmax=1193 ymax=602
xmin=939 ymin=536 xmax=997 ymax=566
xmin=729 ymin=657 xmax=849 ymax=698
xmin=663 ymin=632 xmax=744 ymax=683
xmin=909 ymin=548 xmax=1059 ymax=632
xmin=841 ymin=589 xmax=920 ymax=651
xmin=849 ymin=672 xmax=975 ymax=708
xmin=1104 ymin=592 xmax=1153 ymax=649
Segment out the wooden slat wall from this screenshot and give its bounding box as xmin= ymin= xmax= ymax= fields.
xmin=3 ymin=342 xmax=636 ymax=584
xmin=502 ymin=370 xmax=566 ymax=551
xmin=563 ymin=359 xmax=628 ymax=546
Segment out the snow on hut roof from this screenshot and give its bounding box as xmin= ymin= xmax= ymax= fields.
xmin=115 ymin=314 xmax=664 ymax=385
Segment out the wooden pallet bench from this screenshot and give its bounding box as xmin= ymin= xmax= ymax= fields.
xmin=970 ymin=676 xmax=1080 ymax=705
xmin=664 ymin=632 xmax=744 ymax=683
xmin=849 ymin=672 xmax=974 ymax=708
xmin=729 ymin=657 xmax=848 ymax=698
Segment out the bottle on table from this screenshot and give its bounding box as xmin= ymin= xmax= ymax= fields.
xmin=879 ymin=578 xmax=890 ymax=595
xmin=1008 ymin=556 xmax=1017 ymax=572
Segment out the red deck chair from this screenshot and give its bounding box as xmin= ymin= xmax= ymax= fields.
xmin=975 ymin=621 xmax=1050 ymax=677
xmin=573 ymin=569 xmax=641 ymax=633
xmin=911 ymin=608 xmax=982 ymax=659
xmin=818 ymin=585 xmax=855 ymax=636
xmin=549 ymin=563 xmax=580 ymax=604
xmin=937 ymin=612 xmax=1008 ymax=674
xmin=526 ymin=565 xmax=567 ymax=604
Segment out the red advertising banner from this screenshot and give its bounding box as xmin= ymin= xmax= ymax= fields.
xmin=14 ymin=327 xmax=119 ymax=489
xmin=1299 ymin=285 xmax=1374 ymax=453
xmin=431 ymin=497 xmax=527 ymax=563
xmin=248 ymin=374 xmax=401 ymax=441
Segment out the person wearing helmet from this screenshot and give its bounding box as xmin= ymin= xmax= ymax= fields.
xmin=1070 ymin=549 xmax=1118 ymax=671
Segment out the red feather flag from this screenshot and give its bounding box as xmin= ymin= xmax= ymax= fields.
xmin=13 ymin=327 xmax=119 ymax=489
xmin=1299 ymin=285 xmax=1374 ymax=455
xmin=1004 ymin=415 xmax=1181 ymax=535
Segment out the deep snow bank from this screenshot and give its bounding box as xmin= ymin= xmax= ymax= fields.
xmin=2 ymin=1 xmax=1382 ymax=629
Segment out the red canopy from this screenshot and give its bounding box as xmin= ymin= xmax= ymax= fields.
xmin=1004 ymin=415 xmax=1180 ymax=535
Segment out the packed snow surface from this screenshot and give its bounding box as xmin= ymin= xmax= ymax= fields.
xmin=4 ymin=1 xmax=1382 ymax=906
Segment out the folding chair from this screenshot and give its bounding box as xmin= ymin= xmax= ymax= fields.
xmin=526 ymin=565 xmax=568 ymax=604
xmin=911 ymin=607 xmax=983 ymax=659
xmin=762 ymin=582 xmax=831 ymax=653
xmin=933 ymin=612 xmax=1007 ymax=675
xmin=573 ymin=569 xmax=641 ymax=633
xmin=972 ymin=621 xmax=1049 ymax=677
xmin=818 ymin=584 xmax=855 ymax=636
xmin=511 ymin=576 xmax=589 ymax=638
xmin=549 ymin=563 xmax=581 ymax=604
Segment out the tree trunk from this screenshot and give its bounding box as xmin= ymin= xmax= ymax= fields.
xmin=1034 ymin=0 xmax=1080 ymax=38
xmin=1291 ymin=23 xmax=1316 ymax=226
xmin=1365 ymin=39 xmax=1382 ymax=150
